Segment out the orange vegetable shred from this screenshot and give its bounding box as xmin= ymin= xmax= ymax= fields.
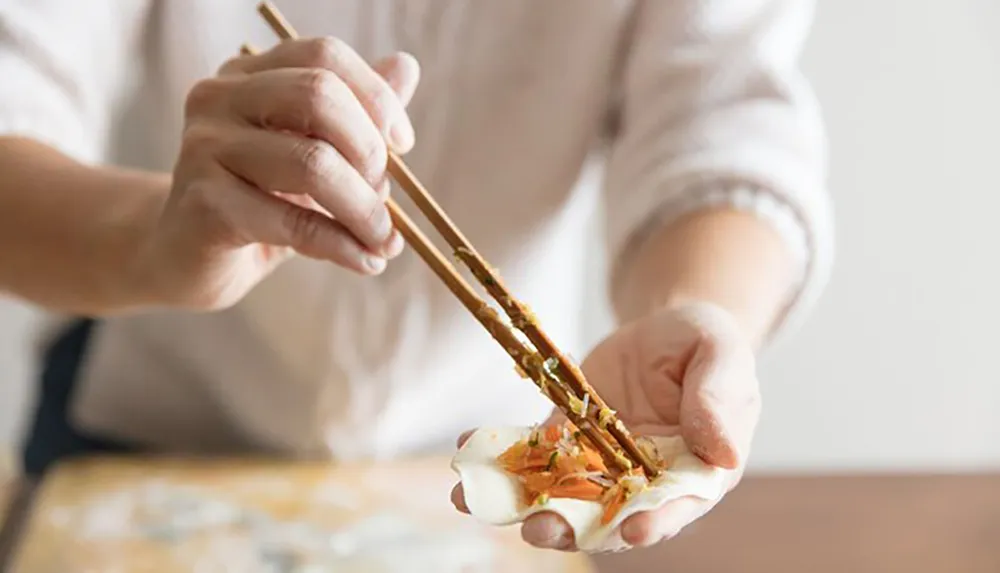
xmin=497 ymin=421 xmax=659 ymax=525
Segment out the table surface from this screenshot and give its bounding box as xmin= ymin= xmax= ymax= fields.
xmin=3 ymin=465 xmax=1000 ymax=573
xmin=2 ymin=455 xmax=594 ymax=573
xmin=0 ymin=474 xmax=24 ymax=572
xmin=592 ymin=473 xmax=1000 ymax=573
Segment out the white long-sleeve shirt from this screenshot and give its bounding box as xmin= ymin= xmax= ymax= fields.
xmin=0 ymin=0 xmax=833 ymax=459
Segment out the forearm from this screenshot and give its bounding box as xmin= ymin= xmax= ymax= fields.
xmin=0 ymin=137 xmax=169 ymax=315
xmin=612 ymin=208 xmax=797 ymax=348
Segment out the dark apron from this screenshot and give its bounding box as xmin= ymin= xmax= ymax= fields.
xmin=21 ymin=320 xmax=138 ymax=477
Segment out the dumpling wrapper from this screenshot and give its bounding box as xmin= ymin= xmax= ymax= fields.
xmin=452 ymin=427 xmax=729 ymax=553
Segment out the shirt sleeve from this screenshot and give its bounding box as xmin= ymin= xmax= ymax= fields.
xmin=603 ymin=0 xmax=834 ymax=345
xmin=0 ymin=0 xmax=151 ymax=163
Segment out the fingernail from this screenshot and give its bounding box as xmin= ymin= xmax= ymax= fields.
xmin=552 ymin=532 xmax=573 ymax=550
xmin=363 ymin=255 xmax=386 ymax=274
xmin=389 ymin=120 xmax=415 ymax=152
xmin=621 ymin=519 xmax=661 ymax=548
xmin=620 ymin=519 xmax=643 ymax=545
xmin=375 ymin=177 xmax=391 ymax=202
xmin=371 ymin=206 xmax=393 ymax=241
xmin=383 ymin=230 xmax=404 ymax=259
xmin=523 ymin=520 xmax=572 ymax=550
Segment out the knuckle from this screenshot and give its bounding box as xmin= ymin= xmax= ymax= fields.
xmin=184 ymin=78 xmax=227 ymax=117
xmin=696 ymin=332 xmax=723 ymax=364
xmin=178 ymin=123 xmax=223 ymax=168
xmin=293 ymin=140 xmax=337 ymax=185
xmin=354 ymin=134 xmax=388 ymax=184
xmin=282 ymin=204 xmax=326 ymax=250
xmin=361 ymin=200 xmax=387 ymax=234
xmin=216 ymin=54 xmax=246 ymax=76
xmin=358 ymin=86 xmax=396 ymax=130
xmin=699 ymin=329 xmax=743 ymax=367
xmin=301 ymin=68 xmax=340 ymax=116
xmin=305 ymin=36 xmax=350 ymax=69
xmin=182 ymin=122 xmax=221 ymax=150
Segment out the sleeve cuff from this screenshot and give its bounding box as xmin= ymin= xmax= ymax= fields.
xmin=612 ymin=179 xmax=824 ymax=349
xmin=669 ymin=181 xmax=810 ymax=292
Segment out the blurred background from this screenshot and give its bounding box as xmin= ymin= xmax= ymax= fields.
xmin=4 ymin=0 xmax=1000 ymax=473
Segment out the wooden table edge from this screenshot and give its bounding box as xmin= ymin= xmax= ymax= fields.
xmin=0 ymin=479 xmax=38 ymax=573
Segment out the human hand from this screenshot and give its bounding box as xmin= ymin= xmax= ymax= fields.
xmin=452 ymin=302 xmax=761 ymax=551
xmin=138 ymin=38 xmax=420 ymax=310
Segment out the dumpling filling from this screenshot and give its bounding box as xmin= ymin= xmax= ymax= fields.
xmin=496 ymin=422 xmax=665 ymax=525
xmin=453 ymin=424 xmax=728 ymax=552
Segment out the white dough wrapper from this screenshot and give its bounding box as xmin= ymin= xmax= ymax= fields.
xmin=452 ymin=427 xmax=729 ymax=553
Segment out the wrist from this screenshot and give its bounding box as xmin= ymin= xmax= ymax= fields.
xmin=0 ymin=138 xmax=175 ymax=315
xmin=117 ymin=175 xmax=172 ymax=311
xmin=613 ymin=209 xmax=796 ymax=348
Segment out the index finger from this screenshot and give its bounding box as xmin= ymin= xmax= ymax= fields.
xmin=228 ymin=37 xmax=414 ymax=150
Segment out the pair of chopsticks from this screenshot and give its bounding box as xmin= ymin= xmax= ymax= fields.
xmin=249 ymin=2 xmax=659 ymax=478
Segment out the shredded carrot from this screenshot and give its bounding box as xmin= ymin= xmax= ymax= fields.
xmin=600 ymin=486 xmax=628 ymax=525
xmin=582 ymin=447 xmax=608 ymax=473
xmin=497 ymin=421 xmax=660 ymax=524
xmin=543 ymin=425 xmax=561 ymax=442
xmin=549 ymin=478 xmax=605 ymax=502
xmin=522 ymin=472 xmax=558 ymax=492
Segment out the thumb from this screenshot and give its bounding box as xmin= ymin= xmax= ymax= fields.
xmin=679 ymin=331 xmax=760 ymax=471
xmin=373 ymin=52 xmax=421 ymax=108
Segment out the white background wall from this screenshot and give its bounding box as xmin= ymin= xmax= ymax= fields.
xmin=750 ymin=0 xmax=1000 ymax=471
xmin=2 ymin=0 xmax=1000 ymax=471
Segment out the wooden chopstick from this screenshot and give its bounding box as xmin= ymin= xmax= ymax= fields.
xmin=386 ymin=155 xmax=659 ymax=478
xmin=251 ymin=2 xmax=658 ymax=477
xmin=237 ymin=40 xmax=629 ymax=473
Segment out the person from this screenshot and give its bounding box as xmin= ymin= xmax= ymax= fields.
xmin=0 ymin=0 xmax=831 ymax=552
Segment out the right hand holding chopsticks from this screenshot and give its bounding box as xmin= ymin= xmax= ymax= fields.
xmin=137 ymin=37 xmax=419 ymax=310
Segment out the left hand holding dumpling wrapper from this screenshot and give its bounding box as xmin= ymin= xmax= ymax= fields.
xmin=450 ymin=302 xmax=760 ymax=552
